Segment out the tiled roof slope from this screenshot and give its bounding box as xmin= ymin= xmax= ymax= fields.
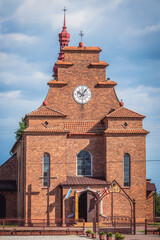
xmin=60 ymin=176 xmax=110 ymax=186
xmin=24 ymin=127 xmax=69 ymax=133
xmin=106 ymin=107 xmax=145 ymax=118
xmin=105 ymin=129 xmax=149 ymax=134
xmin=64 ymin=121 xmax=104 ymax=134
xmin=26 ymin=106 xmax=66 ymax=117
xmin=146 ymin=182 xmax=156 ymax=191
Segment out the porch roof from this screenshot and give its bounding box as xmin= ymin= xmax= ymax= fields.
xmin=146 ymin=182 xmax=156 ymax=192
xmin=60 ymin=176 xmax=110 ymax=186
xmin=0 ymin=180 xmax=17 ymax=191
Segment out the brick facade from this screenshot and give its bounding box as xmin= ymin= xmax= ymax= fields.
xmin=0 ymin=34 xmax=155 ymax=223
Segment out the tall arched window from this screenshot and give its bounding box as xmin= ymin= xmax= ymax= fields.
xmin=77 ymin=150 xmax=92 ymax=176
xmin=123 ymin=153 xmax=130 ymax=187
xmin=43 ymin=153 xmax=50 ymax=187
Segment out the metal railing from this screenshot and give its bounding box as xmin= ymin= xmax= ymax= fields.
xmin=0 ymin=218 xmax=85 ymax=235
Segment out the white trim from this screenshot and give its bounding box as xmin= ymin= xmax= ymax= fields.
xmin=76 ymin=150 xmax=92 ymax=177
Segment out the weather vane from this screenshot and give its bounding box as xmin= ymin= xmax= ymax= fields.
xmin=79 ymin=30 xmax=84 ymax=42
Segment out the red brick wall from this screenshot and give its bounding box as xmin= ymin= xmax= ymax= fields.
xmin=146 ymin=191 xmax=154 ymax=219
xmin=106 ymin=135 xmax=146 ymax=222
xmin=0 ymin=154 xmax=17 ymax=180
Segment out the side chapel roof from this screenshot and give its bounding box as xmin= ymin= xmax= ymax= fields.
xmin=106 ymin=107 xmax=145 ymax=119
xmin=26 ymin=106 xmax=67 ymax=118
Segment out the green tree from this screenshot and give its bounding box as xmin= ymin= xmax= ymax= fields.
xmin=15 ymin=117 xmax=26 ymax=140
xmin=155 ymin=191 xmax=160 ymax=216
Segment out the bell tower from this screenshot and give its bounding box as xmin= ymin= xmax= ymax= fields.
xmin=53 ymin=7 xmax=70 ymax=78
xmin=58 ymin=7 xmax=70 ymax=61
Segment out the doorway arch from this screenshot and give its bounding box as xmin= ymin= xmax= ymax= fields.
xmin=0 ymin=194 xmax=6 ymax=218
xmin=79 ymin=191 xmax=97 ymax=222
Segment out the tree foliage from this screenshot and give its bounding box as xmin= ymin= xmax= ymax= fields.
xmin=15 ymin=117 xmax=26 ymax=140
xmin=155 ymin=192 xmax=160 ymax=216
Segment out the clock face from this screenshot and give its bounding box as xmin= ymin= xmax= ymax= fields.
xmin=73 ymin=85 xmax=92 ymax=104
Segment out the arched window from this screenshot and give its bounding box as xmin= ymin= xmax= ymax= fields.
xmin=77 ymin=150 xmax=92 ymax=176
xmin=123 ymin=153 xmax=130 ymax=187
xmin=43 ymin=153 xmax=50 ymax=187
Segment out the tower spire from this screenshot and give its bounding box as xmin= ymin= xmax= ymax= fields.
xmin=53 ymin=7 xmax=70 ymax=78
xmin=62 ymin=6 xmax=67 ymax=29
xmin=58 ymin=7 xmax=70 ymax=60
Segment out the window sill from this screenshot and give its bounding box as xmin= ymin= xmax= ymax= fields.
xmin=41 ymin=187 xmax=48 ymax=189
xmin=123 ymin=186 xmax=130 ymax=189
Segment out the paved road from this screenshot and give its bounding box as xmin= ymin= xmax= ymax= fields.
xmin=0 ymin=235 xmax=160 ymax=240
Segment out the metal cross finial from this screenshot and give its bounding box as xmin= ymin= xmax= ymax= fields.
xmin=79 ymin=30 xmax=84 ymax=42
xmin=62 ymin=6 xmax=67 ymax=13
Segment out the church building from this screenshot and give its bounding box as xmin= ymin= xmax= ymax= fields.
xmin=0 ymin=11 xmax=156 ymax=224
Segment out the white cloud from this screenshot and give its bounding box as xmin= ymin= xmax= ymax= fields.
xmin=0 ymin=90 xmax=43 ymax=118
xmin=117 ymin=85 xmax=160 ymax=116
xmin=0 ymin=33 xmax=39 ymax=49
xmin=0 ymin=52 xmax=50 ymax=87
xmin=125 ymin=23 xmax=160 ymax=37
xmin=0 ymin=90 xmax=21 ymax=99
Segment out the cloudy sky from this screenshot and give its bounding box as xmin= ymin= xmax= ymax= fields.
xmin=0 ymin=0 xmax=160 ymax=191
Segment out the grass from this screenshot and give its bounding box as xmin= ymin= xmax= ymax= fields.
xmin=0 ymin=225 xmax=18 ymax=227
xmin=148 ymin=223 xmax=160 ymax=226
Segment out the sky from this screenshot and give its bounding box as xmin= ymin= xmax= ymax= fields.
xmin=0 ymin=0 xmax=160 ymax=191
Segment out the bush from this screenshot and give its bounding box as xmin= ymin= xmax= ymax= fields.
xmin=157 ymin=227 xmax=160 ymax=232
xmin=92 ymin=232 xmax=96 ymax=234
xmin=115 ymin=232 xmax=125 ymax=239
xmin=86 ymin=229 xmax=92 ymax=234
xmin=99 ymin=231 xmax=105 ymax=235
xmin=107 ymin=232 xmax=113 ymax=237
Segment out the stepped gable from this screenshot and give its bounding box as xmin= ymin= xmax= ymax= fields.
xmin=26 ymin=106 xmax=67 ymax=117
xmin=106 ymin=107 xmax=145 ymax=118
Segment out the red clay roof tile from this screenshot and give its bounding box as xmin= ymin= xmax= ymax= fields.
xmin=146 ymin=182 xmax=156 ymax=191
xmin=104 ymin=129 xmax=149 ymax=134
xmin=26 ymin=106 xmax=67 ymax=117
xmin=63 ymin=46 xmax=101 ymax=52
xmin=24 ymin=127 xmax=69 ymax=133
xmin=106 ymin=107 xmax=145 ymax=118
xmin=60 ymin=176 xmax=110 ymax=186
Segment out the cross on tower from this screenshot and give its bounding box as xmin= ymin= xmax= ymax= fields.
xmin=79 ymin=30 xmax=84 ymax=42
xmin=62 ymin=6 xmax=67 ymax=13
xmin=26 ymin=185 xmax=39 ymax=225
xmin=40 ymin=169 xmax=57 ymax=226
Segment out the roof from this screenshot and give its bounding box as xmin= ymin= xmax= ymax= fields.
xmin=63 ymin=46 xmax=102 ymax=52
xmin=24 ymin=127 xmax=69 ymax=134
xmin=106 ymin=107 xmax=145 ymax=118
xmin=55 ymin=61 xmax=73 ymax=66
xmin=90 ymin=61 xmax=109 ymax=67
xmin=104 ymin=129 xmax=149 ymax=134
xmin=26 ymin=106 xmax=67 ymax=117
xmin=64 ymin=121 xmax=104 ymax=134
xmin=0 ymin=180 xmax=16 ymax=191
xmin=60 ymin=176 xmax=110 ymax=186
xmin=96 ymin=81 xmax=117 ymax=86
xmin=146 ymin=182 xmax=156 ymax=192
xmin=47 ymin=80 xmax=67 ymax=86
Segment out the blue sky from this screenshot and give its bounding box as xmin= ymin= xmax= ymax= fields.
xmin=0 ymin=0 xmax=160 ymax=191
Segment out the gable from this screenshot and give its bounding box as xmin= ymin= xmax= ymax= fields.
xmin=105 ymin=107 xmax=145 ymax=119
xmin=26 ymin=106 xmax=67 ymax=118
